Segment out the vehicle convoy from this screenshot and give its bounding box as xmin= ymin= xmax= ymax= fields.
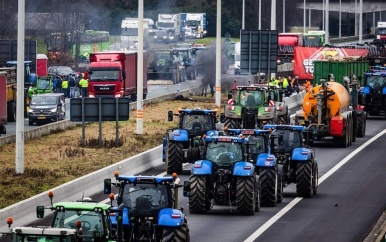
xmin=183 ymin=133 xmax=261 ymax=215
xmin=294 ymin=79 xmax=366 ymax=147
xmin=163 ymin=108 xmax=218 ymax=174
xmin=185 ymin=13 xmax=207 ymax=38
xmin=358 ymin=68 xmax=386 ymax=119
xmin=28 ymin=93 xmax=66 ymax=126
xmin=224 ymin=83 xmax=276 ymax=129
xmin=86 ymin=51 xmax=147 ymax=101
xmin=34 ymin=191 xmax=116 ymax=242
xmin=277 ymin=33 xmax=303 ymax=64
xmin=147 ymin=49 xmax=185 ymax=84
xmin=263 ymin=124 xmax=318 ymax=198
xmin=104 ymin=172 xmax=190 ymax=242
xmin=226 ymin=128 xmax=282 ymax=206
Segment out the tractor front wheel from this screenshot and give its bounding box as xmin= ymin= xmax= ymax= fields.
xmin=167 ymin=141 xmax=184 ymax=174
xmin=189 ymin=175 xmax=209 ymax=214
xmin=162 ymin=224 xmax=189 ymax=242
xmin=236 ymin=176 xmax=256 ymax=215
xmin=296 ymin=160 xmax=313 ymax=198
xmin=259 ymin=167 xmax=278 ymax=207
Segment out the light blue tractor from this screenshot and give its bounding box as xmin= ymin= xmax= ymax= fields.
xmin=104 ymin=173 xmax=189 ymax=242
xmin=183 ymin=133 xmax=261 ymax=215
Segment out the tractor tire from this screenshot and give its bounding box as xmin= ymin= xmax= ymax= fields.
xmin=277 ymin=166 xmax=284 ymax=203
xmin=255 ymin=179 xmax=261 ymax=212
xmin=357 ymin=112 xmax=366 ymax=137
xmin=7 ymin=101 xmax=16 ymax=122
xmin=259 ymin=167 xmax=278 ymax=207
xmin=224 ymin=118 xmax=240 ymax=129
xmin=236 ymin=176 xmax=256 ymax=215
xmin=162 ymin=224 xmax=189 ymax=242
xmin=189 ymin=175 xmax=209 ymax=214
xmin=352 ymin=111 xmax=357 ymax=142
xmin=166 ymin=141 xmax=184 ymax=174
xmin=312 ymin=162 xmax=318 ymax=195
xmin=296 ymin=160 xmax=313 ymax=198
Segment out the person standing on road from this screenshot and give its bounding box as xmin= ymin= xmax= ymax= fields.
xmin=56 ymin=75 xmax=62 ymax=94
xmin=68 ymin=75 xmax=76 ymax=98
xmin=79 ymin=74 xmax=89 ymax=98
xmin=62 ymin=76 xmax=69 ymax=98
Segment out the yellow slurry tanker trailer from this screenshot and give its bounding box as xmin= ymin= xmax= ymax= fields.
xmin=294 ymin=79 xmax=366 ymax=147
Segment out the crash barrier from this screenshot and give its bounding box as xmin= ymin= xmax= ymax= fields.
xmin=0 ymin=86 xmax=203 ymax=147
xmin=0 ymin=89 xmax=306 ymax=232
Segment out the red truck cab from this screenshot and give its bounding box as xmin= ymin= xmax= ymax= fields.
xmin=87 ymin=51 xmax=147 ymax=101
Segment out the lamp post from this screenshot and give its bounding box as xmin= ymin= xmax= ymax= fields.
xmin=283 ymin=0 xmax=285 ymax=32
xmin=325 ymin=0 xmax=329 ymax=44
xmin=339 ymin=0 xmax=341 ymax=38
xmin=215 ymin=0 xmax=221 ymax=107
xmin=271 ymin=0 xmax=276 ymax=30
xmin=136 ymin=0 xmax=144 ymax=134
xmin=242 ymin=0 xmax=245 ymax=29
xmin=303 ymin=0 xmax=306 ymax=33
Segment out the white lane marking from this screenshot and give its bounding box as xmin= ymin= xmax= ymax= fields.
xmin=244 ymin=129 xmax=386 ymax=242
xmin=100 ymin=163 xmax=190 ymax=204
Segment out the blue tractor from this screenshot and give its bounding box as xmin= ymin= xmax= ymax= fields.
xmin=359 ymin=70 xmax=386 ymax=119
xmin=263 ymin=124 xmax=318 ymax=198
xmin=226 ymin=128 xmax=283 ymax=206
xmin=163 ymin=107 xmax=218 ymax=174
xmin=104 ymin=173 xmax=190 ymax=242
xmin=183 ymin=134 xmax=261 ymax=215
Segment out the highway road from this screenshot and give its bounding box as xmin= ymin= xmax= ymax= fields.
xmin=2 ymin=79 xmax=202 ymax=137
xmin=6 ymin=109 xmax=385 ymax=242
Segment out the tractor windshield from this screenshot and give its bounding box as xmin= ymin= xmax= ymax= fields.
xmin=271 ymin=130 xmax=301 ymax=153
xmin=247 ymin=136 xmax=267 ymax=155
xmin=238 ymin=90 xmax=264 ymax=107
xmin=181 ymin=114 xmax=213 ymax=134
xmin=365 ymin=76 xmax=386 ymax=91
xmin=121 ymin=183 xmax=171 ymax=212
xmin=36 ymin=79 xmax=51 ymax=90
xmin=205 ymin=142 xmax=243 ymax=166
xmin=53 ymin=209 xmax=105 ymax=236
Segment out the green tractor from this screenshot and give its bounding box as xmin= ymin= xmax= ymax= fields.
xmin=27 ymin=76 xmax=53 ymax=97
xmin=224 ymin=84 xmax=276 ymax=129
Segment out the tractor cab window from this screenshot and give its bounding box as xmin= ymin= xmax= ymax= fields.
xmin=247 ymin=136 xmax=266 ymax=155
xmin=366 ymin=76 xmax=386 ymax=90
xmin=36 ymin=78 xmax=51 ymax=90
xmin=239 ymin=90 xmax=264 ymax=106
xmin=182 ymin=114 xmax=213 ymax=133
xmin=53 ymin=209 xmax=105 ymax=236
xmin=206 ymin=142 xmax=243 ymax=166
xmin=121 ymin=183 xmax=170 ymax=212
xmin=272 ymin=130 xmax=301 ymax=152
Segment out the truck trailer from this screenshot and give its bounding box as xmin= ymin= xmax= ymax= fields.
xmin=87 ymin=51 xmax=147 ymax=101
xmin=185 ymin=13 xmax=207 ymax=38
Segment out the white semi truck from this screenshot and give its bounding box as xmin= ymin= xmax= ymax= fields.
xmin=121 ymin=17 xmax=151 ymax=49
xmin=185 ymin=13 xmax=207 ymax=38
xmin=155 ymin=14 xmax=182 ymax=42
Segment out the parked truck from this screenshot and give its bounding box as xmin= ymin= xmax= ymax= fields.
xmin=374 ymin=22 xmax=386 ymax=44
xmin=294 ymin=80 xmax=366 ymax=147
xmin=185 ymin=13 xmax=207 ymax=38
xmin=104 ymin=172 xmax=190 ymax=242
xmin=183 ymin=134 xmax=261 ymax=215
xmin=86 ymin=51 xmax=147 ymax=101
xmin=277 ymin=33 xmax=303 ymax=64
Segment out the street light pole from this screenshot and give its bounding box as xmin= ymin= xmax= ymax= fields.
xmin=271 ymin=0 xmax=276 ymax=30
xmin=283 ymin=0 xmax=285 ymax=32
xmin=242 ymin=0 xmax=245 ymax=29
xmin=215 ymin=0 xmax=221 ymax=107
xmin=325 ymin=0 xmax=329 ymax=44
xmin=136 ymin=0 xmax=144 ymax=134
xmin=259 ymin=0 xmax=262 ymax=29
xmin=303 ymin=0 xmax=306 ymax=33
xmin=359 ymin=0 xmax=363 ymax=43
xmin=339 ymin=0 xmax=341 ymax=38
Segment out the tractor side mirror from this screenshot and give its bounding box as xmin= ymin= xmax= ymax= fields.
xmin=168 ymin=110 xmax=173 ymax=121
xmin=183 ymin=181 xmax=190 ymax=197
xmin=36 ymin=206 xmax=45 ymax=218
xmin=104 ymin=179 xmax=112 ymax=194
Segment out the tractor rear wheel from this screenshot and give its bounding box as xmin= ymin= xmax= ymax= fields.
xmin=167 ymin=141 xmax=183 ymax=174
xmin=189 ymin=175 xmax=209 ymax=214
xmin=259 ymin=167 xmax=278 ymax=207
xmin=296 ymin=160 xmax=313 ymax=198
xmin=352 ymin=111 xmax=357 ymax=142
xmin=255 ymin=179 xmax=261 ymax=212
xmin=162 ymin=224 xmax=189 ymax=242
xmin=312 ymin=162 xmax=318 ymax=195
xmin=224 ymin=118 xmax=240 ymax=129
xmin=357 ymin=112 xmax=366 ymax=137
xmin=236 ymin=176 xmax=256 ymax=215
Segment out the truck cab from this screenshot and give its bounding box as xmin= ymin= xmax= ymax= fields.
xmin=375 ymin=22 xmax=386 ymax=43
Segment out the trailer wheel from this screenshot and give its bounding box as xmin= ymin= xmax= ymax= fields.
xmin=296 ymin=160 xmax=313 ymax=198
xmin=189 ymin=175 xmax=209 ymax=214
xmin=258 ymin=167 xmax=278 ymax=207
xmin=162 ymin=224 xmax=189 ymax=242
xmin=224 ymin=118 xmax=240 ymax=129
xmin=357 ymin=112 xmax=366 ymax=137
xmin=236 ymin=176 xmax=256 ymax=215
xmin=7 ymin=101 xmax=16 ymax=122
xmin=166 ymin=141 xmax=183 ymax=174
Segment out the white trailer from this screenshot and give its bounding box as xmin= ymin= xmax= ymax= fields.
xmin=156 ymin=14 xmax=181 ymax=42
xmin=186 ymin=13 xmax=207 ymax=38
xmin=121 ymin=18 xmax=150 ymax=48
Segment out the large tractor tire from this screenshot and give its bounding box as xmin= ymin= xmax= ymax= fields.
xmin=7 ymin=101 xmax=16 ymax=122
xmin=352 ymin=111 xmax=357 ymax=142
xmin=357 ymin=112 xmax=366 ymax=137
xmin=258 ymin=167 xmax=278 ymax=207
xmin=296 ymin=160 xmax=314 ymax=198
xmin=189 ymin=175 xmax=209 ymax=214
xmin=166 ymin=141 xmax=184 ymax=174
xmin=277 ymin=166 xmax=284 ymax=203
xmin=235 ymin=176 xmax=256 ymax=215
xmin=224 ymin=118 xmax=241 ymax=129
xmin=312 ymin=162 xmax=318 ymax=196
xmin=255 ymin=179 xmax=261 ymax=212
xmin=162 ymin=224 xmax=189 ymax=242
